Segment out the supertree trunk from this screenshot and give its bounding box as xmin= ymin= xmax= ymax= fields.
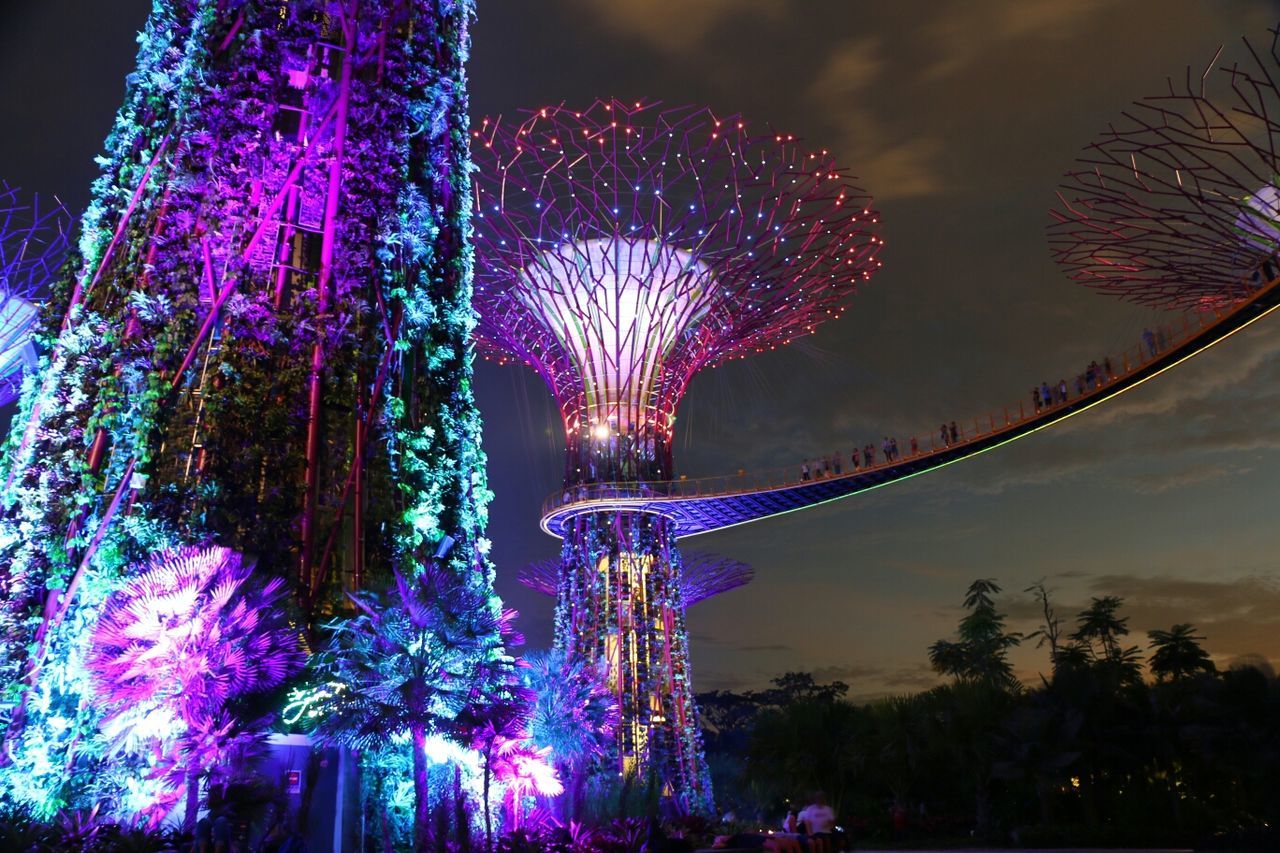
xmin=555 ymin=511 xmax=713 ymax=814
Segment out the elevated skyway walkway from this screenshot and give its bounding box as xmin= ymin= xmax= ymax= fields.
xmin=540 ymin=276 xmax=1280 ymax=540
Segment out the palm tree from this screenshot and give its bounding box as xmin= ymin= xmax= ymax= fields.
xmin=1148 ymin=624 xmax=1215 ymax=683
xmin=87 ymin=544 xmax=304 ymax=828
xmin=992 ymin=699 xmax=1082 ymax=824
xmin=929 ymin=579 xmax=1021 ymax=690
xmin=1072 ymin=596 xmax=1143 ymax=686
xmin=866 ymin=695 xmax=926 ymax=818
xmin=453 ymin=690 xmax=532 ymax=852
xmin=922 ymin=681 xmax=1013 ymax=839
xmin=488 ymin=739 xmax=563 ymax=831
xmin=520 ymin=649 xmax=618 ymax=821
xmin=313 ymin=561 xmax=515 ymax=852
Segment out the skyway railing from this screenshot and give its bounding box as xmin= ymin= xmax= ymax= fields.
xmin=541 ymin=275 xmax=1280 ymax=531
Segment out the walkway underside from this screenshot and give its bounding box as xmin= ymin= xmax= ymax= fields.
xmin=541 ymin=277 xmax=1280 ymax=540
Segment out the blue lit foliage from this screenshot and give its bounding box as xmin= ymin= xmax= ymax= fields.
xmin=310 ymin=563 xmax=521 ymax=850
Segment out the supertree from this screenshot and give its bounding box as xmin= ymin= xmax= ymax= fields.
xmin=0 ymin=0 xmax=504 ymax=821
xmin=471 ymin=98 xmax=882 ymax=807
xmin=1050 ymin=29 xmax=1280 ymax=308
xmin=0 ymin=184 xmax=71 ymax=407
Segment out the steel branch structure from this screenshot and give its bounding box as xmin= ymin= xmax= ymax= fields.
xmin=519 ymin=552 xmax=754 ymax=609
xmin=0 ymin=185 xmax=70 ymax=406
xmin=1051 ymin=30 xmax=1280 ymax=308
xmin=472 ymin=98 xmax=881 ymax=807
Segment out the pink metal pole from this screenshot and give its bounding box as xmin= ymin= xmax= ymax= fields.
xmin=300 ymin=14 xmax=356 ymax=604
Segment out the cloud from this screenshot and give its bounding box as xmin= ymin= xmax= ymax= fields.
xmin=1007 ymin=573 xmax=1280 ymax=672
xmin=810 ymin=38 xmax=945 ymax=200
xmin=919 ymin=0 xmax=1109 ymax=81
xmin=810 ymin=663 xmax=888 ymax=683
xmin=562 ymin=0 xmax=779 ymax=52
xmin=1117 ymin=462 xmax=1252 ymax=495
xmin=738 ymin=643 xmax=794 ymax=654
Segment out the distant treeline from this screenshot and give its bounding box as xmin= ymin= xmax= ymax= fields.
xmin=698 ymin=580 xmax=1280 ymax=847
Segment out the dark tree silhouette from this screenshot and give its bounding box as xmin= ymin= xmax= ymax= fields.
xmin=1148 ymin=624 xmax=1216 ymax=683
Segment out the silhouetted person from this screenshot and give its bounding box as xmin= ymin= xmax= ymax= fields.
xmin=1143 ymin=327 xmax=1157 ymax=357
xmin=801 ymin=459 xmax=810 ymax=481
xmin=1032 ymin=386 xmax=1042 ymax=412
xmin=949 ymin=421 xmax=958 ymax=444
xmin=798 ymin=792 xmax=836 ymax=853
xmin=1057 ymin=379 xmax=1068 ymax=403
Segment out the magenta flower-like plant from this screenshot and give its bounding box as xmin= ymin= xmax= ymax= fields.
xmin=87 ymin=545 xmax=304 ymax=827
xmin=490 ymin=738 xmax=562 ymax=832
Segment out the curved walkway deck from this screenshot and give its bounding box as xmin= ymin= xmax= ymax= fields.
xmin=540 ymin=277 xmax=1280 ymax=540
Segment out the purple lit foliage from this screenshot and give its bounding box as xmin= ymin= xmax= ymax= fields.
xmin=521 ymin=648 xmax=619 ymax=821
xmin=490 ymin=739 xmax=562 ymax=831
xmin=88 ymin=545 xmax=304 ymax=827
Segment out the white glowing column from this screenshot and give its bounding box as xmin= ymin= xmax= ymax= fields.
xmin=1235 ymin=184 xmax=1280 ymax=251
xmin=0 ymin=295 xmax=39 ymax=406
xmin=517 ymin=237 xmax=714 ymax=437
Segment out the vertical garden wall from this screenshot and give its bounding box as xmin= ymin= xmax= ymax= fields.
xmin=0 ymin=0 xmax=503 ymax=833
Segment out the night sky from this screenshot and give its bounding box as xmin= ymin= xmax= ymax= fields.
xmin=3 ymin=1 xmax=1279 ymax=698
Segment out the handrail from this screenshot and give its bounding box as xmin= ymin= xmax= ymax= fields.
xmin=541 ymin=274 xmax=1279 ymax=524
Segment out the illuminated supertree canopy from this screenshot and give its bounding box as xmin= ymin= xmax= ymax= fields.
xmin=1051 ymin=32 xmax=1280 ymax=308
xmin=0 ymin=184 xmax=70 ymax=407
xmin=472 ymin=98 xmax=882 ymax=482
xmin=471 ymin=98 xmax=881 ymax=811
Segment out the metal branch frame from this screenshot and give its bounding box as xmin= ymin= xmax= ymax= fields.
xmin=472 ymin=98 xmax=883 ymax=481
xmin=0 ymin=184 xmax=71 ymax=405
xmin=519 ymin=550 xmax=753 ymax=608
xmin=1051 ymin=28 xmax=1280 ymax=308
